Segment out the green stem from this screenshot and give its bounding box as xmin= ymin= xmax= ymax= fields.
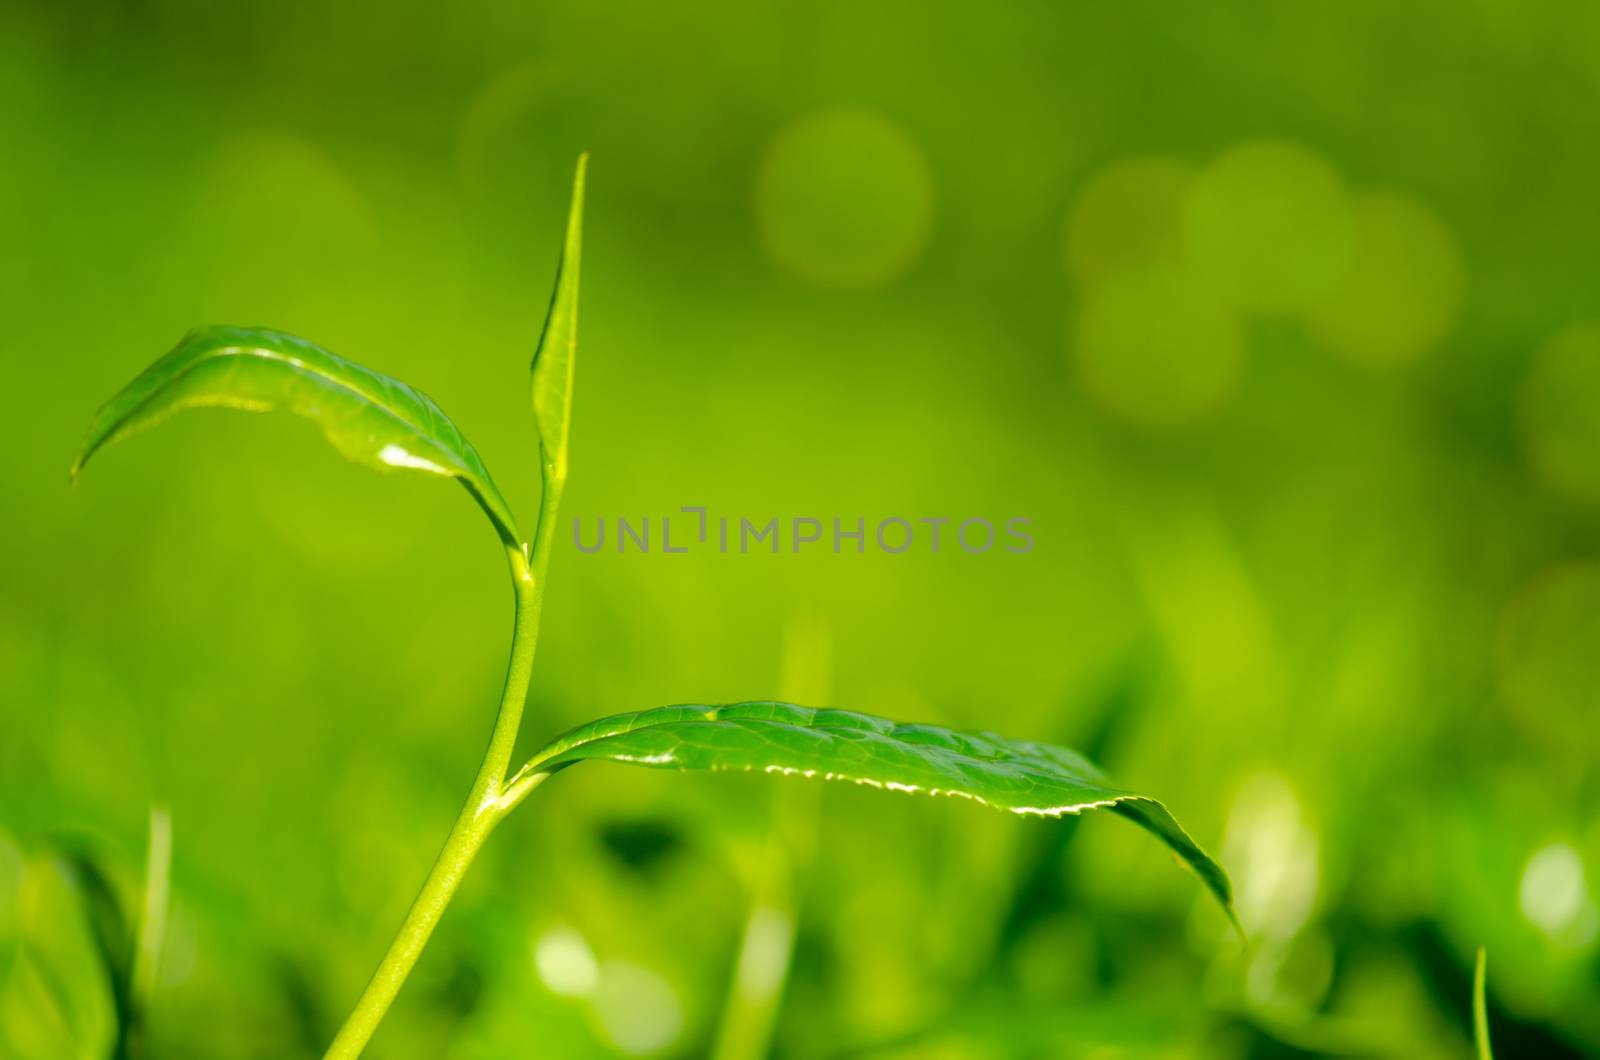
xmin=323 ymin=546 xmax=543 ymax=1059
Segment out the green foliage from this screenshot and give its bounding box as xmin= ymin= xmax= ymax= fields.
xmin=72 ymin=325 xmax=524 ymax=551
xmin=518 ymin=701 xmax=1232 ymax=918
xmin=11 ymin=5 xmax=1600 ymax=1057
xmin=65 ymin=157 xmax=1232 ymax=1056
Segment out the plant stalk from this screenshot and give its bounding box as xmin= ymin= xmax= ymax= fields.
xmin=323 ymin=546 xmax=543 ymax=1059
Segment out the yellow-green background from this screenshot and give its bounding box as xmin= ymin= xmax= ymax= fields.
xmin=3 ymin=1 xmax=1599 ymax=1056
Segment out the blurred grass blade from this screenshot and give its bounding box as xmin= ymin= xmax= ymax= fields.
xmin=130 ymin=807 xmax=171 ymax=1036
xmin=517 ymin=701 xmax=1234 ymax=921
xmin=53 ymin=849 xmax=131 ymax=1053
xmin=529 ymin=154 xmax=587 ymax=541
xmin=1474 ymin=947 xmax=1493 ymax=1060
xmin=71 ymin=326 xmax=523 ymax=550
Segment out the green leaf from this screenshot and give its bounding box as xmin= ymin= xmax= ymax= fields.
xmin=519 ymin=701 xmax=1234 ymax=921
xmin=1474 ymin=947 xmax=1493 ymax=1060
xmin=529 ymin=154 xmax=587 ymax=529
xmin=71 ymin=325 xmax=523 ymax=550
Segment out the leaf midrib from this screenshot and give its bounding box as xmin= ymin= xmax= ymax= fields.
xmin=527 ymin=708 xmax=1133 ymax=808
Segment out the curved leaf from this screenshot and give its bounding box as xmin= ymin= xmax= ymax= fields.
xmin=72 ymin=325 xmax=523 ymax=549
xmin=520 ymin=701 xmax=1234 ymax=921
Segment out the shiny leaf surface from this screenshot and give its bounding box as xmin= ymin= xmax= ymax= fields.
xmin=521 ymin=701 xmax=1234 ymax=920
xmin=72 ymin=325 xmax=522 ymax=549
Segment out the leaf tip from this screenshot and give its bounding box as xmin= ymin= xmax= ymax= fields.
xmin=67 ymin=448 xmax=91 ymax=487
xmin=1200 ymin=863 xmax=1243 ymax=941
xmin=568 ymin=152 xmax=587 ymax=241
xmin=559 ymin=153 xmax=587 ymax=272
xmin=1223 ymin=903 xmax=1246 ymax=943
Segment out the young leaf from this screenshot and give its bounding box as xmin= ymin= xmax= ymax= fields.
xmin=529 ymin=154 xmax=586 ymax=535
xmin=516 ymin=701 xmax=1234 ymax=921
xmin=1474 ymin=947 xmax=1493 ymax=1060
xmin=71 ymin=325 xmax=523 ymax=550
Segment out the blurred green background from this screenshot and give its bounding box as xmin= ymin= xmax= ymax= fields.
xmin=4 ymin=1 xmax=1600 ymax=1057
